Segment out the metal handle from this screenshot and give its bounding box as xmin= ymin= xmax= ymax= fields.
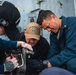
xmin=17 ymin=48 xmax=34 ymax=68
xmin=17 ymin=54 xmax=24 ymax=68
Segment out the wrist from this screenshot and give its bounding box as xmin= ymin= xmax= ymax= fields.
xmin=4 ymin=61 xmax=14 ymax=72
xmin=17 ymin=41 xmax=23 ymax=47
xmin=43 ymin=60 xmax=49 ymax=68
xmin=43 ymin=60 xmax=52 ymax=68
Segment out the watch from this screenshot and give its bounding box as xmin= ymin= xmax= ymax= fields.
xmin=43 ymin=60 xmax=49 ymax=64
xmin=43 ymin=60 xmax=49 ymax=68
xmin=5 ymin=61 xmax=14 ymax=72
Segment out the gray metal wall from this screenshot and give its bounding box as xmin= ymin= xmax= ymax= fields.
xmin=4 ymin=0 xmax=75 ymax=42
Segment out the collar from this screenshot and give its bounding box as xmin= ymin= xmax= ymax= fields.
xmin=58 ymin=16 xmax=67 ymax=39
xmin=60 ymin=16 xmax=67 ymax=29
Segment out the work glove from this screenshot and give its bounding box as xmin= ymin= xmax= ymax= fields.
xmin=26 ymin=59 xmax=47 ymax=73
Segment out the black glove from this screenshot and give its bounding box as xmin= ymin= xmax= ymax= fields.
xmin=26 ymin=59 xmax=47 ymax=73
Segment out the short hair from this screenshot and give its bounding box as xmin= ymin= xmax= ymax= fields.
xmin=37 ymin=10 xmax=55 ymax=26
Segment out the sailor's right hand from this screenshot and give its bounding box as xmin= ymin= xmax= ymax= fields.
xmin=17 ymin=41 xmax=33 ymax=51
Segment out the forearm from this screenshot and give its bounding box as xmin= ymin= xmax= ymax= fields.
xmin=0 ymin=39 xmax=33 ymax=52
xmin=3 ymin=40 xmax=17 ymax=50
xmin=0 ymin=65 xmax=4 ymax=74
xmin=48 ymin=47 xmax=76 ymax=67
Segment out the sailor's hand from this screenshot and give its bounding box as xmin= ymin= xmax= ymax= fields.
xmin=4 ymin=56 xmax=18 ymax=72
xmin=17 ymin=41 xmax=33 ymax=51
